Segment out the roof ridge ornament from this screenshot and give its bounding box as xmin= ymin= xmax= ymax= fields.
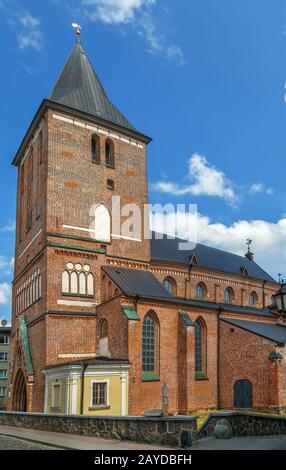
xmin=72 ymin=23 xmax=81 ymax=42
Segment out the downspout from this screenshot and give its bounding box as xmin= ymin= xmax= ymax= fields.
xmin=262 ymin=280 xmax=267 ymax=308
xmin=80 ymin=363 xmax=88 ymax=415
xmin=217 ymin=307 xmax=223 ymax=410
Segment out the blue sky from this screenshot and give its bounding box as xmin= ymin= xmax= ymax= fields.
xmin=1 ymin=0 xmax=286 ymax=320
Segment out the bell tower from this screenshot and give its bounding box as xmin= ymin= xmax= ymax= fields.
xmin=8 ymin=31 xmax=152 ymax=412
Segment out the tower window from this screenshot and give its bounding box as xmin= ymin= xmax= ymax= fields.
xmin=91 ymin=134 xmax=100 ymax=164
xmin=107 ymin=179 xmax=114 ymax=191
xmin=61 ymin=263 xmax=94 ymax=297
xmin=105 ymin=140 xmax=115 ymax=168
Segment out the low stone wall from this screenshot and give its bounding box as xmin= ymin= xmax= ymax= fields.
xmin=199 ymin=412 xmax=286 ymax=439
xmin=0 ymin=412 xmax=197 ymax=448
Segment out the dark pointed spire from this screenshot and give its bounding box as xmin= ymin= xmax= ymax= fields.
xmin=49 ymin=41 xmax=136 ymax=132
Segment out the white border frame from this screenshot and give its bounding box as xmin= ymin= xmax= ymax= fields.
xmin=90 ymin=379 xmax=110 ymax=408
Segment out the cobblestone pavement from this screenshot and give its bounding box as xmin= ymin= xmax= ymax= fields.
xmin=0 ymin=435 xmax=61 ymax=450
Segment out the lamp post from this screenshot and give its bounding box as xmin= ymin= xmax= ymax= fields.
xmin=273 ymin=283 xmax=286 ymax=322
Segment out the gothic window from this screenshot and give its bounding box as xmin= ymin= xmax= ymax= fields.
xmin=61 ymin=263 xmax=94 ymax=297
xmin=105 ymin=139 xmax=115 ymax=168
xmin=249 ymin=291 xmax=258 ymax=306
xmin=142 ymin=313 xmax=159 ymax=373
xmin=196 ymin=282 xmax=207 ymax=299
xmin=100 ymin=319 xmax=108 ymax=338
xmin=91 ymin=134 xmax=100 ymax=164
xmin=15 ymin=268 xmax=41 ymax=316
xmin=224 ymin=287 xmax=234 ymax=303
xmin=39 ymin=131 xmax=43 ymax=164
xmin=195 ymin=317 xmax=207 ymax=375
xmin=163 ymin=277 xmax=177 ymax=295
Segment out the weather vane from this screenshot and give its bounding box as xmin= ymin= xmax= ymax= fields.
xmin=278 ymin=273 xmax=282 ymax=284
xmin=72 ymin=23 xmax=81 ymax=42
xmin=246 ymin=238 xmax=252 ymax=254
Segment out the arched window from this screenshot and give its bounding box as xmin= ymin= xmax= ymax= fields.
xmin=142 ymin=313 xmax=159 ymax=373
xmin=194 ymin=318 xmax=207 ymax=375
xmin=87 ymin=273 xmax=94 ymax=296
xmin=105 ymin=139 xmax=115 ymax=168
xmin=91 ymin=134 xmax=100 ymax=164
xmin=61 ymin=263 xmax=94 ymax=296
xmin=62 ymin=271 xmax=69 ymax=294
xmin=249 ymin=291 xmax=258 ymax=306
xmin=100 ymin=319 xmax=108 ymax=338
xmin=163 ymin=277 xmax=176 ymax=296
xmin=196 ymin=282 xmax=207 ymax=299
xmin=224 ymin=287 xmax=234 ymax=303
xmin=79 ymin=272 xmax=87 ymax=295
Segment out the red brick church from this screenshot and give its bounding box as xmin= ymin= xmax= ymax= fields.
xmin=7 ymin=34 xmax=286 ymax=416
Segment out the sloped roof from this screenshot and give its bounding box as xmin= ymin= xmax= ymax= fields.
xmin=102 ymin=266 xmax=173 ymax=300
xmin=222 ymin=318 xmax=286 ymax=344
xmin=150 ymin=233 xmax=275 ymax=282
xmin=49 ymin=42 xmax=136 ymax=132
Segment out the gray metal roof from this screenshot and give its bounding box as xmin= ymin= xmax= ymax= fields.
xmin=151 ymin=233 xmax=275 ymax=282
xmin=102 ymin=266 xmax=173 ymax=300
xmin=49 ymin=42 xmax=136 ymax=132
xmin=222 ymin=318 xmax=286 ymax=344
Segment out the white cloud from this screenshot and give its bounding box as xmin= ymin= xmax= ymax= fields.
xmin=13 ymin=11 xmax=44 ymax=51
xmin=150 ymin=211 xmax=286 ymax=280
xmin=79 ymin=0 xmax=185 ymax=65
xmin=82 ymin=0 xmax=155 ymax=24
xmin=0 ymin=283 xmax=11 ymax=306
xmin=153 ymin=154 xmax=236 ymax=204
xmin=0 ymin=220 xmax=16 ymax=233
xmin=0 ymin=255 xmax=14 ymax=277
xmin=250 ymin=183 xmax=274 ymax=196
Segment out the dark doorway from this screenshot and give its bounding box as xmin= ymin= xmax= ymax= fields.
xmin=234 ymin=379 xmax=253 ymax=409
xmin=12 ymin=369 xmax=27 ymax=412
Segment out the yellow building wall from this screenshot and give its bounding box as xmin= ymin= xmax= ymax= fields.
xmin=46 ymin=371 xmax=129 ymax=416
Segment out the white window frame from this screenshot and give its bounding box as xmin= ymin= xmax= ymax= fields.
xmin=51 ymin=382 xmax=62 ymax=408
xmin=0 ymin=353 xmax=8 ymax=362
xmin=0 ymin=370 xmax=8 ymax=379
xmin=90 ymin=380 xmax=110 ymax=408
xmin=0 ymin=336 xmax=9 ymax=345
xmin=0 ymin=387 xmax=7 ymax=397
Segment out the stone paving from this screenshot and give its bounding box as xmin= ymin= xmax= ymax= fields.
xmin=0 ymin=435 xmax=60 ymax=450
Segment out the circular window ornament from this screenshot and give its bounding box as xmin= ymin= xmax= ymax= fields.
xmin=83 ymin=265 xmax=91 ymax=272
xmin=75 ymin=263 xmax=82 ymax=271
xmin=67 ymin=262 xmax=74 ymax=270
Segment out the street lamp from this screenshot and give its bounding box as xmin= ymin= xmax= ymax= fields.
xmin=273 ymin=283 xmax=286 ymax=321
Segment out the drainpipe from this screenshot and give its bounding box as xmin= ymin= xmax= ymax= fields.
xmin=217 ymin=307 xmax=223 ymax=410
xmin=80 ymin=363 xmax=88 ymax=415
xmin=262 ymin=280 xmax=267 ymax=308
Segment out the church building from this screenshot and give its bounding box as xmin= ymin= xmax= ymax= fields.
xmin=7 ymin=32 xmax=286 ymax=416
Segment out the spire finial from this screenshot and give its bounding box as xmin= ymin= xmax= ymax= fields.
xmin=72 ymin=23 xmax=81 ymax=42
xmin=246 ymin=238 xmax=252 ymax=254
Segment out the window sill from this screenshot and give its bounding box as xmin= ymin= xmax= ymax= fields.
xmin=89 ymin=405 xmax=110 ymax=411
xmin=62 ymin=293 xmax=94 ymax=299
xmin=106 ymin=164 xmax=115 ymax=170
xmin=142 ymin=372 xmax=160 ymax=382
xmin=50 ymin=407 xmax=62 ymax=411
xmin=195 ymin=372 xmax=209 ymax=381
